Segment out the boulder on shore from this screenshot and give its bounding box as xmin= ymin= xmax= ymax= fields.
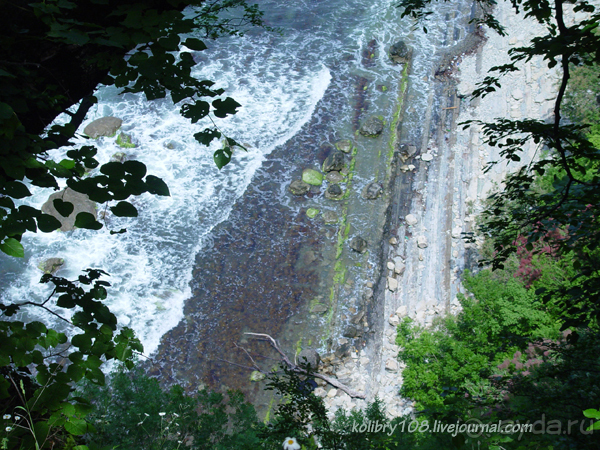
xmin=359 ymin=116 xmax=384 ymax=137
xmin=322 ymin=151 xmax=345 ymax=173
xmin=289 ymin=179 xmax=311 ymax=196
xmin=41 ymin=188 xmax=97 ymax=231
xmin=389 ymin=40 xmax=411 ymax=64
xmin=38 ymin=258 xmax=64 ymax=274
xmin=362 ymin=181 xmax=383 ymax=200
xmin=335 ymin=139 xmax=354 ymax=154
xmin=302 ymin=168 xmax=324 ymax=186
xmin=297 ymin=349 xmax=321 ymax=369
xmin=83 ymin=116 xmax=122 ymax=138
xmin=350 ymin=236 xmax=368 ymax=253
xmin=325 ymin=183 xmax=344 ymax=200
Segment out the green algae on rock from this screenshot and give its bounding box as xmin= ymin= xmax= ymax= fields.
xmin=302 ymin=168 xmax=324 ymax=186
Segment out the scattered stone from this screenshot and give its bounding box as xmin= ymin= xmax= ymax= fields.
xmin=41 ymin=188 xmax=97 ymax=232
xmin=359 ymin=116 xmax=384 ymax=137
xmin=394 ymin=261 xmax=406 ymax=275
xmin=327 ymin=389 xmax=338 ymax=398
xmin=387 ymin=277 xmax=398 ymax=292
xmin=322 ymin=151 xmax=345 ymax=172
xmin=453 ymin=250 xmax=459 ymax=258
xmin=421 ymin=153 xmax=433 ymax=162
xmin=389 ymin=237 xmax=398 ymax=245
xmin=385 ymin=358 xmax=399 ymax=372
xmin=408 ymin=164 xmax=416 ymax=170
xmin=389 ymin=40 xmax=411 ymax=64
xmin=363 ymin=288 xmax=373 ymax=301
xmin=116 ymin=132 xmax=136 ymax=148
xmin=163 ymin=141 xmax=176 ymax=149
xmin=289 ymin=179 xmax=311 ymax=195
xmin=418 ymin=252 xmax=424 ymax=261
xmin=398 ymin=144 xmax=417 ymax=159
xmin=349 ymin=236 xmax=368 ymax=253
xmin=306 ymin=208 xmax=319 ymax=219
xmin=396 ymin=305 xmax=408 ymax=317
xmin=83 ymin=116 xmax=122 ymax=138
xmin=389 ymin=314 xmax=400 ymax=326
xmin=362 ymin=181 xmax=383 ymax=200
xmin=314 ymin=387 xmax=327 ymax=398
xmin=334 ymin=343 xmax=351 ymax=358
xmin=110 ymin=152 xmax=127 ymax=162
xmin=400 ymin=165 xmax=410 ymax=172
xmin=405 ymin=214 xmax=418 ymax=226
xmin=298 ymin=349 xmax=321 ymax=368
xmin=311 ymin=303 xmax=328 ymax=314
xmin=351 ymin=311 xmax=365 ymax=325
xmin=452 ymin=227 xmax=462 ymax=238
xmin=250 ymin=371 xmax=265 ymax=382
xmin=322 ymin=210 xmax=339 ymax=224
xmin=326 ymin=171 xmax=344 ymax=183
xmin=417 ymin=235 xmax=428 ymax=248
xmin=325 ymin=184 xmax=344 ymax=200
xmin=360 ymin=357 xmax=370 ymax=366
xmin=366 ymin=282 xmax=373 ymax=288
xmin=38 ymin=258 xmax=64 ymax=274
xmin=387 ymin=261 xmax=395 ymax=271
xmin=335 ymin=139 xmax=354 ymax=154
xmin=342 ymin=325 xmax=358 ymax=339
xmin=302 ymin=168 xmax=324 ymax=186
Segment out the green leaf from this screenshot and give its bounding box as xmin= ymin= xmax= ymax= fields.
xmin=145 ymin=175 xmax=170 ymax=196
xmin=37 ymin=214 xmax=62 ymax=232
xmin=181 ymin=101 xmax=210 ymax=123
xmin=53 ymin=199 xmax=74 ymax=217
xmin=194 ymin=128 xmax=221 ymax=146
xmin=64 ymin=418 xmax=91 ymax=436
xmin=74 ymin=212 xmax=103 ymax=230
xmin=183 ymin=37 xmax=207 ymax=51
xmin=3 ymin=181 xmax=31 ymax=199
xmin=123 ymin=160 xmax=146 ymax=178
xmin=583 ymin=408 xmax=600 ymax=419
xmin=214 ymin=148 xmax=232 ymax=169
xmin=212 ymin=97 xmax=241 ymax=118
xmin=0 ymin=238 xmax=24 ymax=257
xmin=110 ymin=201 xmax=138 ymax=217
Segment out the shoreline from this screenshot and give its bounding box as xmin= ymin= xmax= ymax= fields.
xmin=318 ymin=0 xmax=561 ymax=417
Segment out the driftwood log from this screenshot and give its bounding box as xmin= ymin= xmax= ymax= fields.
xmin=240 ymin=332 xmax=365 ymax=399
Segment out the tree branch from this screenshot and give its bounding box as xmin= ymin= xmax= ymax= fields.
xmin=244 ymin=332 xmax=365 ymax=399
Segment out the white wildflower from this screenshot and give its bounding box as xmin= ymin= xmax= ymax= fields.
xmin=283 ymin=437 xmax=300 ymax=450
xmin=158 ymin=412 xmax=166 ymax=417
xmin=5 ymin=427 xmax=13 ymax=432
xmin=2 ymin=415 xmax=10 ymax=420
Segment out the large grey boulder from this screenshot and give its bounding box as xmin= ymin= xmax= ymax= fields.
xmin=359 ymin=116 xmax=384 ymax=137
xmin=297 ymin=349 xmax=321 ymax=369
xmin=83 ymin=117 xmax=123 ymax=138
xmin=41 ymin=188 xmax=97 ymax=231
xmin=389 ymin=40 xmax=411 ymax=64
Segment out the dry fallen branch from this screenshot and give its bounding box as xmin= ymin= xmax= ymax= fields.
xmin=243 ymin=332 xmax=365 ymax=399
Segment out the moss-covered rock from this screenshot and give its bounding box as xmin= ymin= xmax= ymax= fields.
xmin=116 ymin=132 xmax=136 ymax=148
xmin=38 ymin=257 xmax=64 ymax=274
xmin=359 ymin=116 xmax=384 ymax=137
xmin=335 ymin=139 xmax=354 ymax=154
xmin=306 ymin=208 xmax=320 ymax=218
xmin=302 ymin=168 xmax=323 ymax=186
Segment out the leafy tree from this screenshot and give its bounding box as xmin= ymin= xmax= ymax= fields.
xmin=0 ymin=1 xmax=268 ymax=448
